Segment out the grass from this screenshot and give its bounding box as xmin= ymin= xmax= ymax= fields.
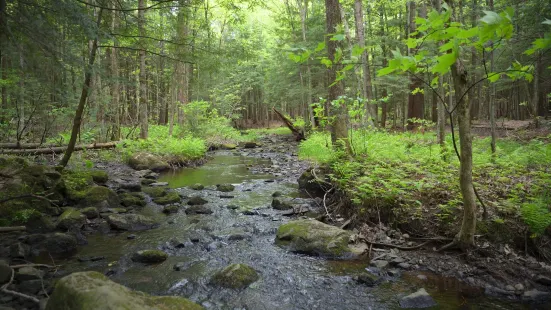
xmin=299 ymin=129 xmax=551 ymax=237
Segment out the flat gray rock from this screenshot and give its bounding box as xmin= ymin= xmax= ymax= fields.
xmin=399 ymin=288 xmax=437 ymax=308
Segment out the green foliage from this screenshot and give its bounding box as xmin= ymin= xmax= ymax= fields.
xmin=11 ymin=209 xmax=40 ymax=224
xmin=521 ymin=196 xmax=551 ymax=236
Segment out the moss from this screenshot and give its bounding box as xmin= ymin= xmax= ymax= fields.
xmin=90 ymin=170 xmax=108 ymax=184
xmin=143 ymin=186 xmax=168 ymax=198
xmin=276 ymin=219 xmax=352 ymax=258
xmin=46 ymin=271 xmax=203 ymax=310
xmin=154 ymin=191 xmax=181 ymax=205
xmin=163 ymin=205 xmax=179 ymax=214
xmin=120 ymin=192 xmax=146 ymax=207
xmin=77 ymin=186 xmax=120 ymax=208
xmin=220 ymin=143 xmax=237 ymax=150
xmin=211 ymin=264 xmax=259 ymax=289
xmin=190 ymin=183 xmax=204 ymax=190
xmin=216 ymin=184 xmax=235 ymax=192
xmin=81 ymin=207 xmax=99 ymax=219
xmin=131 ymin=250 xmax=168 ymax=264
xmin=57 ymin=208 xmax=85 ymax=229
xmin=62 ymin=170 xmax=95 ymax=197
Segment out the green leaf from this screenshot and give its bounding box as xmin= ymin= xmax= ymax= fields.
xmin=315 ymin=42 xmax=326 ymax=52
xmin=377 ymin=67 xmax=395 ymax=77
xmin=480 ymin=10 xmax=501 ymax=25
xmin=352 ymin=45 xmax=365 ymax=57
xmin=320 ymin=58 xmax=332 ymax=68
xmin=343 ymin=64 xmax=355 ymax=72
xmin=331 ymin=34 xmax=345 ymax=41
xmin=431 ymin=76 xmax=439 ymax=86
xmin=488 ymin=72 xmax=500 ymax=82
xmin=432 ymin=53 xmax=456 ymax=74
xmin=406 ymin=38 xmax=418 ymax=49
xmin=543 ymin=19 xmax=551 ymax=25
xmin=457 ymin=27 xmax=479 ymax=39
xmin=439 ymin=41 xmax=454 ymax=53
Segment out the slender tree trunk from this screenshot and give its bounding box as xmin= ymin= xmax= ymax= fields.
xmin=60 ymin=8 xmax=103 ymax=167
xmin=489 ymin=0 xmax=496 ymax=153
xmin=110 ymin=4 xmax=120 ymax=141
xmin=0 ymin=0 xmax=6 ymax=125
xmin=379 ymin=5 xmax=388 ymax=128
xmin=406 ymin=1 xmax=424 ymax=130
xmin=532 ymin=51 xmax=540 ymax=126
xmin=451 ymin=60 xmax=476 ymax=250
xmin=325 ymin=0 xmax=349 ymax=151
xmin=434 ymin=0 xmax=446 ymax=147
xmin=354 ymin=0 xmax=375 ymax=126
xmin=138 ymin=0 xmax=148 ymax=139
xmin=297 ymin=0 xmax=315 ymax=126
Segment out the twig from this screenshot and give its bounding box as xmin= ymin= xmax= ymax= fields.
xmin=363 ymin=239 xmax=433 ymax=251
xmin=1 ymin=268 xmax=40 ymax=304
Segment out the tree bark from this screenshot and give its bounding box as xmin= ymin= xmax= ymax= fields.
xmin=110 ymin=3 xmax=120 ymax=141
xmin=406 ymin=1 xmax=424 ymax=130
xmin=451 ymin=60 xmax=476 ymax=250
xmin=325 ymin=0 xmax=349 ymax=151
xmin=297 ymin=0 xmax=315 ymax=126
xmin=354 ymin=0 xmax=376 ymax=126
xmin=434 ymin=0 xmax=446 ymax=147
xmin=488 ymin=0 xmax=496 ymax=153
xmin=138 ymin=0 xmax=148 ymax=139
xmin=59 ymin=8 xmax=103 ymax=167
xmin=1 ymin=142 xmax=118 ymax=155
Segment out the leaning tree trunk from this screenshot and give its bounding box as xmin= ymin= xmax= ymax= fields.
xmin=59 ymin=8 xmax=103 ymax=167
xmin=451 ymin=60 xmax=477 ymax=250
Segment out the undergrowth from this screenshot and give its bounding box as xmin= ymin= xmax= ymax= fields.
xmin=299 ymin=129 xmax=551 ymax=237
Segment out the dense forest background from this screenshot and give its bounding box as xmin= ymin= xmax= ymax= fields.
xmin=0 ymin=0 xmax=549 ymax=145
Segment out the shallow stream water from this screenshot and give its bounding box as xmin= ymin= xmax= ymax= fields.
xmin=62 ymin=152 xmax=548 ymax=309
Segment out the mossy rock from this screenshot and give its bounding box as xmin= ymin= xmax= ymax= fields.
xmin=131 ymin=250 xmax=168 ymax=264
xmin=241 ymin=142 xmax=261 ymax=149
xmin=62 ymin=170 xmax=95 ymax=196
xmin=81 ymin=207 xmax=99 ymax=219
xmin=220 ymin=143 xmax=237 ymax=150
xmin=163 ymin=205 xmax=179 ymax=214
xmin=216 ymin=184 xmax=235 ymax=192
xmin=143 ymin=186 xmax=168 ymax=198
xmin=271 ymin=198 xmax=294 ymax=210
xmin=128 ymin=153 xmax=170 ymax=172
xmin=77 ymin=186 xmax=120 ymax=209
xmin=190 ymin=183 xmax=204 ymax=190
xmin=24 ymin=214 xmax=56 ymax=233
xmin=153 ymin=191 xmax=181 ymax=205
xmin=106 ymin=214 xmax=159 ymax=231
xmin=57 ymin=208 xmax=85 ymax=230
xmin=141 ymin=178 xmax=156 ymax=185
xmin=276 ymin=219 xmax=357 ymax=258
xmin=211 ymin=264 xmax=259 ymax=289
xmin=90 ymin=170 xmax=108 ymax=184
xmin=120 ymin=192 xmax=146 ymax=207
xmin=45 ymin=271 xmax=203 ymax=310
xmin=31 ymin=233 xmax=77 ymax=259
xmin=188 ymin=196 xmax=208 ymax=205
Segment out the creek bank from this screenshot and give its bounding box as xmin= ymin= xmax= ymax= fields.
xmin=298 ymin=164 xmax=551 ymax=303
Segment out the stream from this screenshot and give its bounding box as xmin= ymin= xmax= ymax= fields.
xmin=59 ymin=143 xmax=548 ymax=309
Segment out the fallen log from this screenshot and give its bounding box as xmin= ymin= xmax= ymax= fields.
xmin=272 ymin=108 xmax=305 ymax=141
xmin=0 ymin=142 xmax=118 ymax=155
xmin=0 ymin=142 xmax=56 ymax=149
xmin=0 ymin=226 xmax=26 ymax=233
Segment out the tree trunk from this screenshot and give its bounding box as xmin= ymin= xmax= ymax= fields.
xmin=354 ymin=0 xmax=375 ymax=126
xmin=138 ymin=0 xmax=148 ymax=139
xmin=451 ymin=60 xmax=476 ymax=250
xmin=325 ymin=0 xmax=349 ymax=151
xmin=59 ymin=8 xmax=103 ymax=167
xmin=110 ymin=4 xmax=120 ymax=141
xmin=406 ymin=1 xmax=424 ymax=130
xmin=434 ymin=0 xmax=446 ymax=147
xmin=532 ymin=51 xmax=540 ymax=126
xmin=297 ymin=0 xmax=315 ymax=127
xmin=489 ymin=0 xmax=496 ymax=153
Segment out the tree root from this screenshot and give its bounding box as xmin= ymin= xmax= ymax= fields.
xmin=10 ymin=263 xmax=59 ymax=269
xmin=1 ymin=268 xmax=40 ymax=304
xmin=436 ymin=240 xmax=459 ymax=252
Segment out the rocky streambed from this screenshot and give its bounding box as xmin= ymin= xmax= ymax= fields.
xmin=1 ymin=135 xmax=551 ymax=309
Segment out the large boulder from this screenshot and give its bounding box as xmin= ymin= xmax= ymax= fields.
xmin=106 ymin=214 xmax=159 ymax=231
xmin=128 ymin=153 xmax=170 ymax=172
xmin=57 ymin=208 xmax=85 ymax=230
xmin=271 ymin=198 xmax=294 ymax=210
xmin=77 ymin=186 xmax=120 ymax=210
xmin=46 ymin=271 xmax=203 ymax=310
xmin=0 ymin=260 xmax=11 ymax=284
xmin=119 ymin=192 xmax=146 ymax=208
xmin=275 ymin=219 xmax=356 ymax=258
xmin=28 ymin=233 xmax=77 ymax=259
xmin=211 ymin=264 xmax=259 ymax=289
